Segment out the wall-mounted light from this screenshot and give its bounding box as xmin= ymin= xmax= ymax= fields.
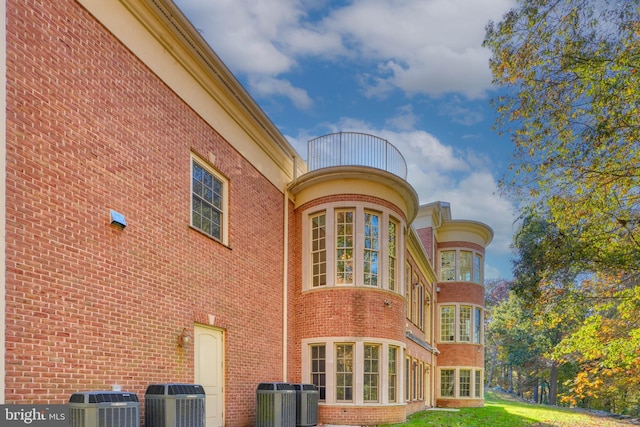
xmin=384 ymin=299 xmax=391 ymax=307
xmin=436 ymin=286 xmax=441 ymax=293
xmin=110 ymin=210 xmax=127 ymax=229
xmin=178 ymin=328 xmax=191 ymax=347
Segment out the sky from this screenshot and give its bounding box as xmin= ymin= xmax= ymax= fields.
xmin=173 ymin=0 xmax=518 ymax=280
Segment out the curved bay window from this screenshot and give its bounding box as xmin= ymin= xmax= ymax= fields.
xmin=439 ymin=249 xmax=484 ymax=284
xmin=302 ymin=203 xmax=405 ymax=292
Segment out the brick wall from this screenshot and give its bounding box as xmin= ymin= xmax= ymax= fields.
xmin=6 ymin=1 xmax=285 ymax=425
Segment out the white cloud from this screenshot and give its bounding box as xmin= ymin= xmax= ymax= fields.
xmin=249 ymin=77 xmax=314 ymax=110
xmin=175 ymin=0 xmax=515 ymax=103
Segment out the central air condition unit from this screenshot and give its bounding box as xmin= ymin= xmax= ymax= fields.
xmin=145 ymin=384 xmax=206 ymax=427
xmin=69 ymin=391 xmax=140 ymax=427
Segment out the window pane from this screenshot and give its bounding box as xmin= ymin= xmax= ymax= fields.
xmin=388 ymin=347 xmax=398 ymax=403
xmin=441 ymin=251 xmax=455 ymax=281
xmin=474 ymin=253 xmax=482 ymax=284
xmin=460 ymin=369 xmax=471 ymax=397
xmin=336 ymin=344 xmax=353 ymax=402
xmin=475 ymin=370 xmax=482 ymax=398
xmin=311 ymin=213 xmax=327 ymax=287
xmin=405 ymin=263 xmax=411 ymax=320
xmin=364 ymin=212 xmax=379 ymax=286
xmin=192 ymin=160 xmax=223 ymax=240
xmin=460 ymin=306 xmax=472 ymax=342
xmin=336 ymin=211 xmax=354 ymax=284
xmin=388 ymin=221 xmax=397 ymax=291
xmin=364 ymin=345 xmax=379 ymax=402
xmin=440 ymin=369 xmax=455 ymax=397
xmin=440 ymin=306 xmax=455 ymax=342
xmin=311 ymin=345 xmax=326 ymax=400
xmin=474 ymin=307 xmax=482 ymax=344
xmin=459 ymin=251 xmax=472 ymax=281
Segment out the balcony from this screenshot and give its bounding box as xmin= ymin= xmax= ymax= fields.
xmin=307 ymin=132 xmax=407 ymax=180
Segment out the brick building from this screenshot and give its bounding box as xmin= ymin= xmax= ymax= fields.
xmin=1 ymin=0 xmax=492 ymax=426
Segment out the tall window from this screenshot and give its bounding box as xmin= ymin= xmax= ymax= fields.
xmin=405 ymin=263 xmax=411 ymax=319
xmin=388 ymin=347 xmax=398 ymax=403
xmin=191 ymin=159 xmax=225 ymax=241
xmin=311 ymin=213 xmax=327 ymax=287
xmin=440 ymin=306 xmax=455 ymax=342
xmin=474 ymin=307 xmax=482 ymax=344
xmin=419 ymin=362 xmax=424 ymax=400
xmin=336 ymin=210 xmax=354 ymax=284
xmin=363 ymin=212 xmax=380 ymax=286
xmin=412 ymin=272 xmax=419 ymax=324
xmin=412 ymin=359 xmax=418 ymax=400
xmin=388 ymin=221 xmax=397 ymax=291
xmin=475 ymin=370 xmax=482 ymax=398
xmin=458 ymin=251 xmax=472 ymax=281
xmin=336 ymin=344 xmax=354 ymax=401
xmin=441 ymin=251 xmax=455 ymax=281
xmin=474 ymin=253 xmax=482 ymax=284
xmin=440 ymin=369 xmax=455 ymax=397
xmin=459 ymin=306 xmax=472 ymax=342
xmin=418 ymin=284 xmax=424 ymax=330
xmin=460 ymin=370 xmax=471 ymax=397
xmin=405 ymin=356 xmax=411 ymax=402
xmin=363 ymin=344 xmax=380 ymax=402
xmin=310 ymin=345 xmax=326 ymax=400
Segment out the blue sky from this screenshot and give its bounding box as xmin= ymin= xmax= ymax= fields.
xmin=173 ymin=0 xmax=518 ymax=280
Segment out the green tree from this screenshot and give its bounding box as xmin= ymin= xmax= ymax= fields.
xmin=484 ymin=0 xmax=640 ymax=275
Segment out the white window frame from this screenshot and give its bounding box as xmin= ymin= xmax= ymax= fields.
xmin=439 ymin=249 xmax=484 ymax=283
xmin=438 ymin=304 xmax=484 ymax=344
xmin=438 ymin=368 xmax=484 ymax=399
xmin=190 ymin=154 xmax=228 ymax=244
xmin=301 ymin=203 xmax=405 ymax=292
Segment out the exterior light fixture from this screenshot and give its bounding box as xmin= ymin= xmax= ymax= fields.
xmin=178 ymin=328 xmax=191 ymax=347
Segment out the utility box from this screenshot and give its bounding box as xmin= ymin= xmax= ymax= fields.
xmin=256 ymin=382 xmax=296 ymax=427
xmin=293 ymin=384 xmax=319 ymax=427
xmin=69 ymin=391 xmax=140 ymax=427
xmin=145 ymin=384 xmax=206 ymax=427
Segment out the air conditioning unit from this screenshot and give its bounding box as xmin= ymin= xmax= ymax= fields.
xmin=69 ymin=391 xmax=140 ymax=427
xmin=145 ymin=384 xmax=206 ymax=427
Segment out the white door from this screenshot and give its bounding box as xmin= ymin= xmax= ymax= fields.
xmin=195 ymin=326 xmax=224 ymax=427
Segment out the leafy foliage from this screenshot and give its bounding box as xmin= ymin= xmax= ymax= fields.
xmin=484 ymin=0 xmax=640 ymax=275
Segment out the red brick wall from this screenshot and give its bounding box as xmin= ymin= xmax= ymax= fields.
xmin=6 ymin=1 xmax=285 ymax=425
xmin=437 ymin=282 xmax=485 ymax=306
xmin=320 ymin=404 xmax=406 ymax=425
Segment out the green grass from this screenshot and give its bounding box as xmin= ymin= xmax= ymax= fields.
xmin=383 ymin=389 xmax=632 ymax=426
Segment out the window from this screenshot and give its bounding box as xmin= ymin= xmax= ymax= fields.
xmin=405 ymin=263 xmax=411 ymax=319
xmin=311 ymin=213 xmax=327 ymax=287
xmin=418 ymin=284 xmax=424 ymax=330
xmin=440 ymin=306 xmax=455 ymax=342
xmin=336 ymin=344 xmax=354 ymax=401
xmin=412 ymin=272 xmax=419 ymax=325
xmin=459 ymin=251 xmax=472 ymax=281
xmin=474 ymin=253 xmax=482 ymax=284
xmin=440 ymin=249 xmax=484 ymax=283
xmin=311 ymin=345 xmax=326 ymax=400
xmin=460 ymin=306 xmax=472 ymax=342
xmin=363 ymin=344 xmax=379 ymax=402
xmin=474 ymin=307 xmax=482 ymax=344
xmin=388 ymin=221 xmax=397 ymax=291
xmin=440 ymin=369 xmax=455 ymax=397
xmin=439 ymin=368 xmax=483 ymax=399
xmin=388 ymin=346 xmax=398 ymax=403
xmin=405 ymin=356 xmax=411 ymax=402
xmin=459 ymin=369 xmax=471 ymax=397
xmin=336 ymin=210 xmax=354 ymax=284
xmin=412 ymin=359 xmax=418 ymax=400
xmin=419 ymin=362 xmax=424 ymax=400
xmin=191 ymin=157 xmax=226 ymax=241
xmin=441 ymin=251 xmax=455 ymax=281
xmin=363 ymin=212 xmax=380 ymax=286
xmin=303 ymin=204 xmax=404 ymax=291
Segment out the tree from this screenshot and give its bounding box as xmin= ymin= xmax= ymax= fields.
xmin=484 ymin=0 xmax=640 ymax=276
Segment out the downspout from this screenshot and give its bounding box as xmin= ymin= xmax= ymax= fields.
xmin=282 ymin=186 xmax=289 ymax=381
xmin=282 ymin=157 xmax=297 ymax=381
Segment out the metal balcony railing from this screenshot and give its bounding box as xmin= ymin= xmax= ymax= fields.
xmin=307 ymin=132 xmax=408 ymax=180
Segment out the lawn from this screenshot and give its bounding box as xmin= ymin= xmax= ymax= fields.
xmin=383 ymin=389 xmax=635 ymax=426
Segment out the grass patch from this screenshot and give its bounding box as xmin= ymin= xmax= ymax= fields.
xmin=382 ymin=389 xmax=633 ymax=426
